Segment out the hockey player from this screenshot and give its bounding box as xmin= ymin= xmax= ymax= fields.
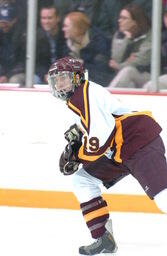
xmin=48 ymin=56 xmax=167 ymax=255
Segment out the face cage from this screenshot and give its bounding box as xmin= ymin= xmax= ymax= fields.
xmin=48 ymin=71 xmax=76 ymax=101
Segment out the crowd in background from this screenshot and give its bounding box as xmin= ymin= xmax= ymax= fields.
xmin=0 ymin=0 xmax=167 ymax=90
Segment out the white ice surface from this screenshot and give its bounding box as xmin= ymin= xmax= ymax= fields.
xmin=0 ymin=207 xmax=167 ymax=256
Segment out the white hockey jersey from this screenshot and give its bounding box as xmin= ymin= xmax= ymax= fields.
xmin=67 ymin=81 xmax=162 ymax=164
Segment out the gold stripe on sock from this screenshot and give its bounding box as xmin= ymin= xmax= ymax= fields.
xmin=84 ymin=206 xmax=109 ymax=222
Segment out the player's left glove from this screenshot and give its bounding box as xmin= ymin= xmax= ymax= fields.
xmin=59 ymin=124 xmax=82 ymax=175
xmin=59 ymin=142 xmax=80 ymax=175
xmin=64 ymin=124 xmax=82 ymax=147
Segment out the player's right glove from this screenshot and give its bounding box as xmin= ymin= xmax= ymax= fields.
xmin=59 ymin=142 xmax=80 ymax=175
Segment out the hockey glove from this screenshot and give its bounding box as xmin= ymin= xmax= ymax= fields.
xmin=64 ymin=124 xmax=82 ymax=144
xmin=59 ymin=142 xmax=80 ymax=175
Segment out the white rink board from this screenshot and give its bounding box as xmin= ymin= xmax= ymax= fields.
xmin=0 ymin=89 xmax=167 ymax=195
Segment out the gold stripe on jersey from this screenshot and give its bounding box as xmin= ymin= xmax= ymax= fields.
xmin=83 ymin=80 xmax=89 ymax=130
xmin=78 ymin=138 xmax=114 ymax=162
xmin=68 ymin=80 xmax=89 ymax=130
xmin=78 ymin=145 xmax=103 ymax=161
xmin=68 ymin=100 xmax=80 ymax=115
xmin=114 ymin=111 xmax=153 ymax=122
xmin=114 ymin=119 xmax=123 ymax=163
xmin=83 ymin=206 xmax=109 ymax=222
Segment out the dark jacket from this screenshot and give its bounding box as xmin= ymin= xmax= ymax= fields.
xmin=35 ymin=27 xmax=66 ymax=82
xmin=0 ymin=22 xmax=26 ymax=78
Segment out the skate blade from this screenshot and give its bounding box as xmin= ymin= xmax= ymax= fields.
xmin=78 ymin=251 xmax=118 ymax=256
xmin=102 ymin=252 xmax=118 ymax=256
xmin=78 ymin=246 xmax=118 ymax=256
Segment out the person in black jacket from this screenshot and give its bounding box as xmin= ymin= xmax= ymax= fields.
xmin=0 ymin=2 xmax=26 ymax=85
xmin=35 ymin=5 xmax=66 ymax=84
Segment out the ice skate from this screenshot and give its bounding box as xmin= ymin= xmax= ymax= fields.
xmin=79 ymin=220 xmax=118 ymax=255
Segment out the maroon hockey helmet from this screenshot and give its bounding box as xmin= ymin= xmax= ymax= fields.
xmin=48 ymin=56 xmax=85 ymax=100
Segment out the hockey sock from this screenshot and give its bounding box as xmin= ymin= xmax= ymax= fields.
xmin=80 ymin=196 xmax=109 ymax=239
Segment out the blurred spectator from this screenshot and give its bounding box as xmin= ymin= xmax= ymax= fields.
xmin=35 ymin=5 xmax=66 ymax=84
xmin=120 ymin=0 xmax=152 ymax=20
xmin=0 ymin=0 xmax=27 ymax=26
xmin=62 ymin=11 xmax=111 ymax=86
xmin=69 ymin=0 xmax=122 ymax=39
xmin=108 ymin=4 xmax=151 ymax=89
xmin=0 ymin=2 xmax=26 ymax=85
xmin=143 ymin=5 xmax=167 ymax=91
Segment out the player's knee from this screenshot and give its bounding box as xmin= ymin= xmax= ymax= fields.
xmin=72 ymin=168 xmax=102 ymax=203
xmin=154 ymin=188 xmax=167 ymax=213
xmin=72 ymin=168 xmax=91 ymax=200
